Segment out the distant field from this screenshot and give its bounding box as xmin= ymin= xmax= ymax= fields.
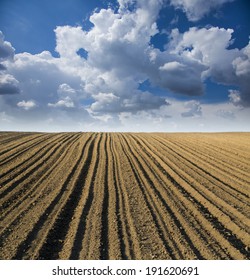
xmin=0 ymin=132 xmax=249 ymax=260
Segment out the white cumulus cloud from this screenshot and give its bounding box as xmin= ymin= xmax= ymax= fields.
xmin=17 ymin=100 xmax=37 ymax=110
xmin=166 ymin=27 xmax=250 ymax=106
xmin=48 ymin=96 xmax=75 ymax=108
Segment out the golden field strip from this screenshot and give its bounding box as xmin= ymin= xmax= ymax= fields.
xmin=0 ymin=132 xmax=249 ymax=260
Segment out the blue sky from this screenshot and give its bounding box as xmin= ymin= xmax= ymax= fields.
xmin=0 ymin=0 xmax=249 ymax=132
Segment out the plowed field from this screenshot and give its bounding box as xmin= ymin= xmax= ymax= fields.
xmin=0 ymin=132 xmax=249 ymax=260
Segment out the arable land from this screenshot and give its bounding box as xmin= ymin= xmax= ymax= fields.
xmin=0 ymin=132 xmax=249 ymax=260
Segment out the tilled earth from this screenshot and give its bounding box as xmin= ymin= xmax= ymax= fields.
xmin=0 ymin=132 xmax=249 ymax=260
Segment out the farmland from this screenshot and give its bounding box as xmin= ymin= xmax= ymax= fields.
xmin=0 ymin=132 xmax=249 ymax=260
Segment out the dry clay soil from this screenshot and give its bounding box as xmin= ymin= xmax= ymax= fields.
xmin=0 ymin=132 xmax=249 ymax=260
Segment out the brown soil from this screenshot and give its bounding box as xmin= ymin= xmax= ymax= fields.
xmin=0 ymin=132 xmax=249 ymax=260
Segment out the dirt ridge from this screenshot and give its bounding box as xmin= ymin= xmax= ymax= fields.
xmin=0 ymin=132 xmax=249 ymax=260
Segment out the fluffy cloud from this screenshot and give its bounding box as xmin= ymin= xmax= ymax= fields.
xmin=233 ymin=42 xmax=250 ymax=77
xmin=0 ymin=31 xmax=15 ymax=61
xmin=0 ymin=74 xmax=20 ymax=94
xmin=0 ymin=32 xmax=20 ymax=95
xmin=17 ymin=100 xmax=37 ymax=110
xmin=55 ymin=26 xmax=86 ymax=59
xmin=48 ymin=97 xmax=75 ymax=108
xmin=181 ymin=100 xmax=202 ymax=117
xmin=58 ymin=83 xmax=76 ymax=96
xmin=0 ymin=50 xmax=90 ymax=130
xmin=0 ymin=0 xmax=249 ymax=131
xmin=170 ymin=0 xmax=235 ymax=21
xmin=159 ymin=61 xmax=205 ymax=95
xmin=122 ymin=91 xmax=167 ymax=111
xmin=90 ymin=92 xmax=120 ymax=113
xmin=53 ymin=1 xmax=167 ymax=114
xmin=232 ymin=42 xmax=250 ymax=106
xmin=229 ymin=89 xmax=241 ymax=106
xmin=168 ymin=27 xmax=238 ymax=81
xmin=5 ymin=51 xmax=82 ymax=105
xmin=167 ymin=27 xmax=250 ymax=106
xmin=89 ymin=91 xmax=167 ymax=114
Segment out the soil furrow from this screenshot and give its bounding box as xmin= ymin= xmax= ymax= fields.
xmin=79 ymin=133 xmax=110 ymax=259
xmin=100 ymin=133 xmax=110 ymax=259
xmin=0 ymin=133 xmax=40 ymax=150
xmin=0 ymin=133 xmax=53 ymax=167
xmin=0 ymin=133 xmax=68 ymax=183
xmin=0 ymin=132 xmax=248 ymax=260
xmin=151 ymin=135 xmax=249 ymax=217
xmin=135 ymin=134 xmax=250 ymax=232
xmin=132 ymin=134 xmax=249 ymax=259
xmin=120 ymin=134 xmax=185 ymax=259
xmin=3 ymin=133 xmax=93 ymax=259
xmin=112 ymin=134 xmax=143 ymax=259
xmin=35 ymin=133 xmax=97 ymax=259
xmin=153 ymin=135 xmax=250 ymax=196
xmin=118 ymin=134 xmax=177 ymax=259
xmin=0 ymin=133 xmax=81 ymax=238
xmin=61 ymin=133 xmax=102 ymax=260
xmin=0 ymin=134 xmax=73 ymax=207
xmin=109 ymin=134 xmax=129 ymax=259
xmin=127 ymin=134 xmax=226 ymax=259
xmin=161 ymin=135 xmax=250 ymax=184
xmin=129 ymin=134 xmax=238 ymax=259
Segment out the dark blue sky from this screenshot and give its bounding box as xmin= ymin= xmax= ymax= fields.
xmin=0 ymin=0 xmax=103 ymax=54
